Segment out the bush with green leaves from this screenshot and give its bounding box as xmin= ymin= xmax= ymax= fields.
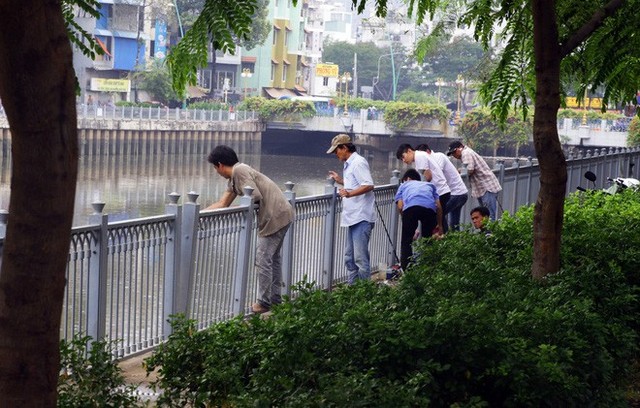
xmin=188 ymin=101 xmax=227 ymax=111
xmin=58 ymin=334 xmax=140 ymax=407
xmin=627 ymin=116 xmax=640 ymax=147
xmin=383 ymin=101 xmax=449 ymax=130
xmin=236 ymin=96 xmax=316 ymax=121
xmin=147 ymin=191 xmax=640 ymax=407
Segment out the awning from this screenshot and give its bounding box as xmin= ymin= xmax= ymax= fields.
xmin=273 ymin=23 xmax=281 ymax=30
xmin=283 ymin=58 xmax=291 ymax=65
xmin=241 ymin=56 xmax=257 ymax=63
xmin=264 ymin=87 xmax=298 ymax=99
xmin=271 ymin=58 xmax=279 ymax=65
xmin=294 ymin=85 xmax=307 ymax=93
xmin=187 ymin=85 xmax=208 ymax=98
xmin=300 ymin=60 xmax=310 ymax=67
xmin=95 ymin=37 xmax=112 ymax=57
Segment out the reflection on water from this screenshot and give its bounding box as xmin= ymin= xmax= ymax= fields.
xmin=0 ymin=142 xmax=402 ymax=226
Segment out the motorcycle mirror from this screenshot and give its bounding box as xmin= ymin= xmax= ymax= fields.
xmin=584 ymin=171 xmax=597 ymax=183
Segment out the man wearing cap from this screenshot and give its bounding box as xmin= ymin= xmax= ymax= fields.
xmin=447 ymin=141 xmax=502 ymax=220
xmin=327 ymin=134 xmax=376 ymax=284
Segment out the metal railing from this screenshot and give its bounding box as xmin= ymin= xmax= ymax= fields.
xmin=54 ymin=175 xmax=402 ymax=358
xmin=3 ymin=147 xmax=640 ymax=358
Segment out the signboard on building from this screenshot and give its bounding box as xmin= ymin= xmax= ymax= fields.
xmin=90 ymin=78 xmax=131 ymax=93
xmin=566 ymin=96 xmax=603 ymax=109
xmin=154 ymin=19 xmax=167 ymax=60
xmin=316 ymin=64 xmax=339 ymax=78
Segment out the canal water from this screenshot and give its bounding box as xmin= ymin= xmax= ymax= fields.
xmin=0 ymin=135 xmax=404 ymax=226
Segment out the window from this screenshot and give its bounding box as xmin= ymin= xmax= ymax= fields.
xmin=273 ymin=28 xmax=277 ymax=45
xmin=285 ymin=31 xmax=289 ymax=47
xmin=323 ymin=77 xmax=329 ymax=86
xmin=282 ymin=64 xmax=288 ymax=82
xmin=271 ymin=63 xmax=276 ymax=82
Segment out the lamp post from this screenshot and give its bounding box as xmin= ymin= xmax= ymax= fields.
xmin=581 ymin=87 xmax=588 ymax=126
xmin=241 ymin=68 xmax=252 ymax=99
xmin=373 ymin=52 xmax=403 ymax=100
xmin=435 ymin=77 xmax=446 ymax=104
xmin=341 ymin=72 xmax=352 ymax=115
xmin=455 ymin=74 xmax=464 ymax=124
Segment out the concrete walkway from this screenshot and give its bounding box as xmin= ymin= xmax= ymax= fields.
xmin=118 ymin=351 xmax=160 ymax=403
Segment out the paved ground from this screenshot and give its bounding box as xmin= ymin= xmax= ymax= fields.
xmin=118 ymin=351 xmax=160 ymax=403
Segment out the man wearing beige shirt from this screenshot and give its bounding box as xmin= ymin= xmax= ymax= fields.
xmin=205 ymin=145 xmax=294 ymax=314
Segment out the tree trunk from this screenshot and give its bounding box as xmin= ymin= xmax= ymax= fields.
xmin=531 ymin=0 xmax=567 ymax=279
xmin=0 ymin=1 xmax=78 ymax=405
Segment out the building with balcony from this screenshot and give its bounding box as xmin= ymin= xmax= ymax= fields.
xmin=73 ymin=0 xmax=150 ymax=105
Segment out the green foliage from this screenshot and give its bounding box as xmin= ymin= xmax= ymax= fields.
xmin=167 ymin=0 xmax=256 ymax=95
xmin=383 ymin=101 xmax=449 ymax=130
xmin=133 ymin=60 xmax=180 ymax=105
xmin=146 ymin=192 xmax=640 ymax=406
xmin=188 ymin=101 xmax=227 ymax=110
xmin=336 ymin=97 xmax=387 ymax=111
xmin=458 ymin=107 xmax=532 ymax=153
xmin=62 ymin=0 xmax=103 ymax=61
xmin=397 ymin=89 xmax=439 ymax=104
xmin=237 ymin=96 xmax=315 ymax=121
xmin=58 ymin=334 xmax=140 ymax=407
xmin=628 ymin=116 xmax=640 ymax=147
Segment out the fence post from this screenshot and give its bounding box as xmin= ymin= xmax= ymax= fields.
xmin=232 ymin=186 xmax=254 ymax=316
xmin=322 ymin=178 xmax=338 ymax=290
xmin=87 ymin=202 xmax=108 ymax=341
xmin=174 ymin=192 xmax=199 ymax=316
xmin=510 ymin=160 xmax=520 ymax=214
xmin=163 ymin=192 xmax=181 ymax=337
xmin=526 ymin=157 xmax=534 ymax=205
xmin=282 ymin=181 xmax=296 ymax=298
xmin=388 ymin=170 xmax=400 ymax=266
xmin=496 ymin=160 xmax=505 ymax=218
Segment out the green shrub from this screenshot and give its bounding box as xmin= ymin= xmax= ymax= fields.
xmin=58 ymin=334 xmax=140 ymax=407
xmin=147 ymin=193 xmax=640 ymax=407
xmin=628 ymin=116 xmax=640 ymax=147
xmin=383 ymin=101 xmax=449 ymax=130
xmin=188 ymin=101 xmax=226 ymax=110
xmin=236 ymin=96 xmax=315 ymax=121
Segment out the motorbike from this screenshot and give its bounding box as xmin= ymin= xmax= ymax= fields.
xmin=577 ymin=170 xmax=640 ymax=194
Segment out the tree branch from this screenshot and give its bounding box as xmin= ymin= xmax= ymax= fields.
xmin=559 ymin=0 xmax=626 ymax=58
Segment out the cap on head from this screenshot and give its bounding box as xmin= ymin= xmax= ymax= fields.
xmin=327 ymin=134 xmax=352 ymax=154
xmin=446 ymin=141 xmax=464 ymax=156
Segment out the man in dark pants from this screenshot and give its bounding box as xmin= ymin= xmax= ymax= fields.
xmin=394 ymin=169 xmax=443 ymax=270
xmin=205 ymin=145 xmax=294 ymax=314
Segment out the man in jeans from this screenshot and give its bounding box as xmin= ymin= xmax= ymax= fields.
xmin=447 ymin=141 xmax=502 ymax=220
xmin=205 ymin=145 xmax=294 ymax=314
xmin=327 ymin=134 xmax=376 ymax=284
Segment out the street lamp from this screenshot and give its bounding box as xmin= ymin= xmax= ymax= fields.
xmin=241 ymin=68 xmax=253 ymax=99
xmin=455 ymin=74 xmax=464 ymax=124
xmin=373 ymin=52 xmax=403 ymax=100
xmin=435 ymin=77 xmax=446 ymax=104
xmin=340 ymin=72 xmax=352 ymax=115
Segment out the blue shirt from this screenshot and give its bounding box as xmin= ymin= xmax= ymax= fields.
xmin=394 ymin=180 xmax=439 ymax=212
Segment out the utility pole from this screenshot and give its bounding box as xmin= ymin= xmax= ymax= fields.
xmin=353 ymin=53 xmax=358 ymax=99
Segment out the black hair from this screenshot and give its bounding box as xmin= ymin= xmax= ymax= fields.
xmin=470 ymin=206 xmax=490 ymax=217
xmin=395 ymin=143 xmax=414 ymax=160
xmin=401 ymin=168 xmax=421 ymax=182
xmin=415 ymin=143 xmax=431 ymax=152
xmin=344 ymin=143 xmax=357 ymax=153
xmin=207 ymin=145 xmax=239 ymax=167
